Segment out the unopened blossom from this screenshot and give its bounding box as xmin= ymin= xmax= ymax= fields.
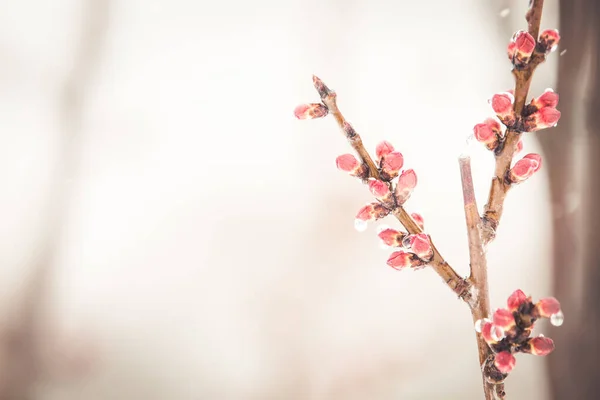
xmin=378 ymin=228 xmax=406 ymax=247
xmin=294 ymin=103 xmax=328 ymax=120
xmin=380 ymin=151 xmax=404 ymax=180
xmin=375 ymin=140 xmax=395 ymax=163
xmin=534 ymin=297 xmax=561 ymax=318
xmin=493 ymin=308 xmax=516 ymax=331
xmin=494 ymin=351 xmax=516 ymax=374
xmin=335 ymin=154 xmax=368 ymax=177
xmin=406 ymin=233 xmax=433 ymax=261
xmin=507 ymin=289 xmax=528 ymax=311
xmin=528 ymin=336 xmax=555 ymax=356
xmin=474 ymin=118 xmax=502 ymax=150
xmin=356 ymin=202 xmax=390 ymax=222
xmin=491 ymin=92 xmax=517 ymax=126
xmin=524 ymin=107 xmax=561 ymax=131
xmin=531 ymin=89 xmax=559 ymax=109
xmin=387 ymin=251 xmax=423 ymax=270
xmin=395 ymin=169 xmax=417 ymax=205
xmin=510 ymin=30 xmax=536 ymax=66
xmin=539 ymin=29 xmax=560 ymax=53
xmin=508 ymin=153 xmax=542 ymax=183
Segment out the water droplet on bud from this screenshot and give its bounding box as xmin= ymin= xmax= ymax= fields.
xmin=475 ymin=318 xmax=489 ymax=333
xmin=354 ymin=219 xmax=368 ymax=232
xmin=491 ymin=325 xmax=505 ymax=341
xmin=550 ymin=310 xmax=564 ymax=326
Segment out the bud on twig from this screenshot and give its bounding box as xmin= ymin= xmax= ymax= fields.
xmin=405 ymin=233 xmax=433 ymax=261
xmin=376 ymin=140 xmax=395 ymax=163
xmin=526 ymin=336 xmax=555 ymax=356
xmin=530 ymin=89 xmax=559 ymax=109
xmin=491 ymin=93 xmax=517 ymax=127
xmin=473 ymin=118 xmax=502 ymax=150
xmin=523 ymin=107 xmax=561 ymax=131
xmin=538 ymin=29 xmax=560 ymax=54
xmin=380 ymin=151 xmax=404 ymax=180
xmin=336 ymin=154 xmax=368 ymax=178
xmin=509 ymin=31 xmax=536 ymax=67
xmin=377 ymin=228 xmax=407 ymax=247
xmin=395 ymin=169 xmax=417 ymax=205
xmin=294 ymin=103 xmax=329 ymax=120
xmin=508 ymin=153 xmax=542 ymax=183
xmin=494 ymin=351 xmax=516 ymax=374
xmin=386 ymin=251 xmax=424 ymax=270
xmin=534 ymin=297 xmax=561 ymax=318
xmin=507 ymin=289 xmax=528 ymax=312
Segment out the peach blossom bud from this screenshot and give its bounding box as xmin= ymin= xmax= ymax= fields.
xmin=539 ymin=29 xmax=560 ymax=53
xmin=535 ymin=297 xmax=561 ymax=318
xmin=529 ymin=336 xmax=555 ymax=356
xmin=387 ymin=251 xmax=423 ymax=270
xmin=356 ymin=203 xmax=390 ymax=222
xmin=473 ymin=122 xmax=499 ymax=150
xmin=507 ymin=289 xmax=528 ymax=312
xmin=380 ymin=151 xmax=404 ymax=179
xmin=494 ymin=351 xmax=516 ymax=374
xmin=491 ymin=93 xmax=517 ymax=126
xmin=294 ymin=103 xmax=329 ymax=120
xmin=509 ymin=153 xmax=542 ymax=183
xmin=411 ymin=213 xmax=424 ymax=230
xmin=524 ymin=107 xmax=561 ymax=131
xmin=336 ymin=154 xmax=358 ymax=172
xmin=507 ymin=40 xmax=518 ymax=61
xmin=395 ymin=169 xmax=417 ymax=205
xmin=493 ymin=308 xmax=516 ymax=331
xmin=512 ymin=30 xmax=536 ymax=65
xmin=406 ymin=233 xmax=433 ymax=261
xmin=378 ymin=228 xmax=406 ymax=247
xmin=376 ymin=141 xmax=395 ymax=162
xmin=368 ymin=179 xmax=391 ymax=200
xmin=481 ymin=321 xmax=504 ymax=344
xmin=531 ymin=89 xmax=559 ymax=109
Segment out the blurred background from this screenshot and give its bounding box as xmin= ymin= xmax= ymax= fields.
xmin=0 ymin=0 xmax=597 ymax=399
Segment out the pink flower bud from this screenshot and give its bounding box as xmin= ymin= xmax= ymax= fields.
xmin=493 ymin=308 xmax=516 ymax=331
xmin=494 ymin=351 xmax=516 ymax=374
xmin=531 ymin=89 xmax=559 ymax=109
xmin=380 ymin=151 xmax=404 ymax=179
xmin=539 ymin=29 xmax=560 ymax=53
xmin=512 ymin=31 xmax=536 ymax=65
xmin=376 ymin=141 xmax=395 ymax=162
xmin=535 ymin=297 xmax=561 ymax=318
xmin=411 ymin=213 xmax=424 ymax=230
xmin=368 ymin=179 xmax=391 ymax=200
xmin=524 ymin=107 xmax=561 ymax=131
xmin=294 ymin=103 xmax=329 ymax=120
xmin=491 ymin=93 xmax=517 ymax=126
xmin=378 ymin=228 xmax=406 ymax=247
xmin=406 ymin=233 xmax=433 ymax=261
xmin=336 ymin=154 xmax=358 ymax=172
xmin=356 ymin=203 xmax=390 ymax=222
xmin=395 ymin=169 xmax=417 ymax=205
xmin=481 ymin=321 xmax=504 ymax=344
xmin=507 ymin=289 xmax=528 ymax=312
xmin=507 ymin=40 xmax=518 ymax=61
xmin=509 ymin=153 xmax=542 ymax=183
xmin=473 ymin=121 xmax=499 ymax=150
xmin=387 ymin=251 xmax=423 ymax=270
xmin=529 ymin=336 xmax=555 ymax=356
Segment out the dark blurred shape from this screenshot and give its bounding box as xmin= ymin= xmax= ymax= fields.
xmin=541 ymin=1 xmax=600 ymax=398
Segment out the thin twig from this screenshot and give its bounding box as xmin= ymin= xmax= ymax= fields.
xmin=459 ymin=156 xmax=503 ymax=400
xmin=312 ymin=75 xmax=472 ymax=301
xmin=481 ymin=0 xmax=547 ymax=244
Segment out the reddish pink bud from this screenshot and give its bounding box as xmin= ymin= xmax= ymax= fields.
xmin=294 ymin=103 xmax=329 ymax=120
xmin=378 ymin=228 xmax=406 ymax=247
xmin=530 ymin=336 xmax=555 ymax=356
xmin=512 ymin=31 xmax=536 ymax=65
xmin=411 ymin=213 xmax=424 ymax=230
xmin=481 ymin=321 xmax=504 ymax=344
xmin=387 ymin=251 xmax=423 ymax=270
xmin=356 ymin=203 xmax=390 ymax=222
xmin=336 ymin=154 xmax=358 ymax=172
xmin=525 ymin=107 xmax=561 ymax=131
xmin=539 ymin=29 xmax=560 ymax=52
xmin=509 ymin=153 xmax=542 ymax=183
xmin=493 ymin=308 xmax=516 ymax=331
xmin=395 ymin=169 xmax=417 ymax=205
xmin=491 ymin=93 xmax=514 ymax=116
xmin=381 ymin=151 xmax=404 ymax=178
xmin=531 ymin=89 xmax=559 ymax=109
xmin=494 ymin=351 xmax=516 ymax=374
xmin=376 ymin=141 xmax=395 ymax=162
xmin=507 ymin=289 xmax=528 ymax=312
xmin=406 ymin=233 xmax=433 ymax=261
xmin=515 ymin=139 xmax=524 ymax=154
xmin=368 ymin=179 xmax=391 ymax=200
xmin=535 ymin=297 xmax=561 ymax=318
xmin=473 ymin=122 xmax=499 ymax=150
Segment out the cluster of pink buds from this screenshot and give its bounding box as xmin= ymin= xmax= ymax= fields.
xmin=476 ymin=290 xmax=564 ymax=383
xmin=523 ymin=89 xmax=561 ymax=132
xmin=379 ymin=230 xmax=433 ymax=270
xmin=507 ymin=29 xmax=560 ymax=69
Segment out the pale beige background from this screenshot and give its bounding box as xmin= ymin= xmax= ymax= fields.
xmin=0 ymin=0 xmax=562 ymax=399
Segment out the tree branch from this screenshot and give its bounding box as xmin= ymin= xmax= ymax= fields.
xmin=313 ymin=76 xmax=472 ymax=301
xmin=481 ymin=0 xmax=547 ymax=244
